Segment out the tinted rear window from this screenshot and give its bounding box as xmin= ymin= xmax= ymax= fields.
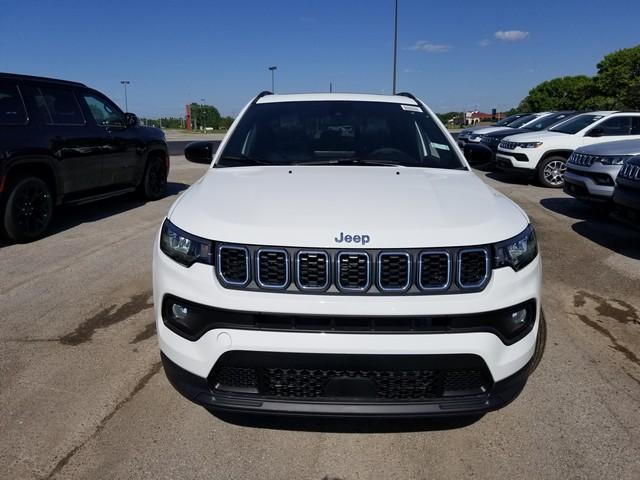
xmin=33 ymin=87 xmax=85 ymax=125
xmin=220 ymin=101 xmax=463 ymax=169
xmin=0 ymin=83 xmax=28 ymax=125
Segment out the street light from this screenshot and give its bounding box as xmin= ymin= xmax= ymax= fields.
xmin=200 ymin=98 xmax=205 ymax=130
xmin=392 ymin=0 xmax=398 ymax=94
xmin=120 ymin=80 xmax=130 ymax=112
xmin=268 ymin=66 xmax=277 ymax=93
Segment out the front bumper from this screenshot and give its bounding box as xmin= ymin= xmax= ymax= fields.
xmin=154 ymin=227 xmax=542 ymax=415
xmin=613 ymin=184 xmax=640 ymax=212
xmin=495 ymin=153 xmax=535 ymax=175
xmin=161 ymin=351 xmax=532 ymax=417
xmin=563 ymin=165 xmax=618 ymax=201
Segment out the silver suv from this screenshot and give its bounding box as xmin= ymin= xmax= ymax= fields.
xmin=564 ymin=139 xmax=640 ymax=203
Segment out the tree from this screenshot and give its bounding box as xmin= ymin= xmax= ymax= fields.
xmin=518 ymin=75 xmax=602 ymax=111
xmin=189 ymin=103 xmax=221 ymax=129
xmin=595 ymin=45 xmax=640 ymax=110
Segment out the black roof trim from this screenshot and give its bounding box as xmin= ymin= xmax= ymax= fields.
xmin=252 ymin=91 xmax=273 ymax=104
xmin=0 ymin=72 xmax=87 ymax=87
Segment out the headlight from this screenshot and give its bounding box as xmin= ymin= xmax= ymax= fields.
xmin=160 ymin=219 xmax=213 ymax=267
xmin=493 ymin=225 xmax=538 ymax=271
xmin=600 ymin=156 xmax=629 ymax=165
xmin=517 ymin=142 xmax=543 ymax=149
xmin=469 ymin=134 xmax=484 ymax=142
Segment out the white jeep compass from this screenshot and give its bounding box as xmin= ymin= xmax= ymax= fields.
xmin=153 ymin=92 xmax=542 ymax=417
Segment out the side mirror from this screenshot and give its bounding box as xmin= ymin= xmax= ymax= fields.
xmin=185 ymin=141 xmax=214 ymax=163
xmin=587 ymin=127 xmax=603 ymax=137
xmin=125 ymin=112 xmax=139 ymax=127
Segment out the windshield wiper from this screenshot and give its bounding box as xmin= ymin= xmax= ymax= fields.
xmin=216 ymin=155 xmax=273 ymax=167
xmin=292 ymin=157 xmax=408 ymax=167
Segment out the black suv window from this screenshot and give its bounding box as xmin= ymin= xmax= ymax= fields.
xmin=34 ymin=87 xmax=85 ymax=125
xmin=82 ymin=93 xmax=124 ymax=127
xmin=0 ymin=83 xmax=28 ymax=125
xmin=631 ymin=117 xmax=640 ymax=135
xmin=220 ymin=101 xmax=463 ymax=170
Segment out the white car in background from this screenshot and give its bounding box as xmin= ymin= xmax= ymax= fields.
xmin=465 ymin=112 xmax=551 ymax=144
xmin=496 ymin=112 xmax=640 ymax=187
xmin=456 ymin=113 xmax=531 ymax=147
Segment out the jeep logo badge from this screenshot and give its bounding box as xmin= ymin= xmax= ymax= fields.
xmin=334 ymin=232 xmax=370 ymax=245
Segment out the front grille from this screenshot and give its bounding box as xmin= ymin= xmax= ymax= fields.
xmin=215 ymin=243 xmax=493 ymax=295
xmin=256 ymin=249 xmax=289 ymax=288
xmin=481 ymin=136 xmax=501 ymax=147
xmin=296 ymin=251 xmax=329 ymax=290
xmin=499 ymin=141 xmax=517 ymax=150
xmin=619 ymin=162 xmax=640 ymax=181
xmin=458 ymin=249 xmax=489 ymax=288
xmin=418 ymin=251 xmax=450 ymax=290
xmin=217 ymin=246 xmax=249 ymax=285
xmin=337 ymin=252 xmax=370 ymax=291
xmin=377 ymin=252 xmax=411 ymax=291
xmin=209 ymin=352 xmax=492 ymax=401
xmin=568 ymin=152 xmax=596 ymax=167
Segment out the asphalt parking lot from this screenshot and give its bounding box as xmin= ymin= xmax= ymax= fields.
xmin=1 ymin=146 xmax=639 ymax=479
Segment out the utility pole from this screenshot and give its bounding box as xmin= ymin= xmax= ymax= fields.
xmin=330 ymin=82 xmax=333 ymax=93
xmin=269 ymin=66 xmax=277 ymax=93
xmin=200 ymin=98 xmax=205 ymax=130
xmin=120 ymin=80 xmax=130 ymax=112
xmin=392 ymin=0 xmax=398 ymax=94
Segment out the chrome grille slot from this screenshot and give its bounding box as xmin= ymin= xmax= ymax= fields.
xmin=418 ymin=251 xmax=451 ymax=290
xmin=256 ymin=248 xmax=289 ymax=288
xmin=377 ymin=252 xmax=411 ymax=292
xmin=457 ymin=248 xmax=490 ymax=288
xmin=296 ymin=251 xmax=329 ymax=290
xmin=337 ymin=252 xmax=371 ymax=291
xmin=217 ymin=245 xmax=250 ymax=286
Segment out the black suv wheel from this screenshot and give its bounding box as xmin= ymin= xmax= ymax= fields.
xmin=2 ymin=176 xmax=54 ymax=242
xmin=140 ymin=155 xmax=167 ymax=200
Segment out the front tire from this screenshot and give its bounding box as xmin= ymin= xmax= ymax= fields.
xmin=537 ymin=156 xmax=567 ymax=188
xmin=140 ymin=155 xmax=168 ymax=200
xmin=2 ymin=176 xmax=54 ymax=242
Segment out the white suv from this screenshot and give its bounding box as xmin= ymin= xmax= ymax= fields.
xmin=496 ymin=111 xmax=640 ymax=187
xmin=154 ymin=92 xmax=542 ymax=417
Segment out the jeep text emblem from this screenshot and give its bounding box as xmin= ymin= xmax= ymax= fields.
xmin=334 ymin=232 xmax=370 ymax=245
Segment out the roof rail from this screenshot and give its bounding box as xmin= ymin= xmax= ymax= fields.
xmin=396 ymin=91 xmax=419 ymax=103
xmin=0 ymin=72 xmax=87 ymax=87
xmin=252 ymin=90 xmax=273 ymax=104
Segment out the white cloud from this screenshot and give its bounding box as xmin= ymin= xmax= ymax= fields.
xmin=478 ymin=39 xmax=491 ymax=47
xmin=408 ymin=40 xmax=452 ymax=53
xmin=494 ymin=30 xmax=530 ymax=41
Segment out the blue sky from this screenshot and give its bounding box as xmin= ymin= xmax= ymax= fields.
xmin=1 ymin=0 xmax=639 ymax=117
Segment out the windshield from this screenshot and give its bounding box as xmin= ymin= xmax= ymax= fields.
xmin=549 ymin=114 xmax=604 ymax=134
xmin=218 ymin=100 xmax=464 ymax=169
xmin=523 ymin=113 xmax=575 ymax=131
xmin=495 ymin=113 xmax=526 ymax=126
xmin=506 ymin=114 xmax=539 ymax=129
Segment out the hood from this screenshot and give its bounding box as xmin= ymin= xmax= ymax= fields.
xmin=575 ymin=139 xmax=640 ymax=156
xmin=169 ymin=166 xmax=528 ymax=248
xmin=481 ymin=127 xmax=523 ymax=138
xmin=470 ymin=126 xmax=513 ymax=136
xmin=502 ymin=130 xmax=566 ymax=142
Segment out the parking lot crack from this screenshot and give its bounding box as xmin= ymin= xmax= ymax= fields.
xmin=43 ymin=360 xmax=162 ymax=479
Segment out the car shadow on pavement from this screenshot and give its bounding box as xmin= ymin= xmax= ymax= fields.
xmin=210 ymin=411 xmax=484 ymax=433
xmin=540 ymin=197 xmax=640 ymax=260
xmin=0 ymin=182 xmax=189 ymax=248
xmin=485 ymin=171 xmax=531 ymax=186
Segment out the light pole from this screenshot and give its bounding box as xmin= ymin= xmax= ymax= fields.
xmin=269 ymin=66 xmax=277 ymax=93
xmin=120 ymin=80 xmax=130 ymax=112
xmin=392 ymin=0 xmax=398 ymax=94
xmin=200 ymin=98 xmax=205 ymax=130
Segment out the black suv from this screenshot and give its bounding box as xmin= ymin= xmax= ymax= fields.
xmin=613 ymin=155 xmax=640 ymax=220
xmin=0 ymin=73 xmax=169 ymax=242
